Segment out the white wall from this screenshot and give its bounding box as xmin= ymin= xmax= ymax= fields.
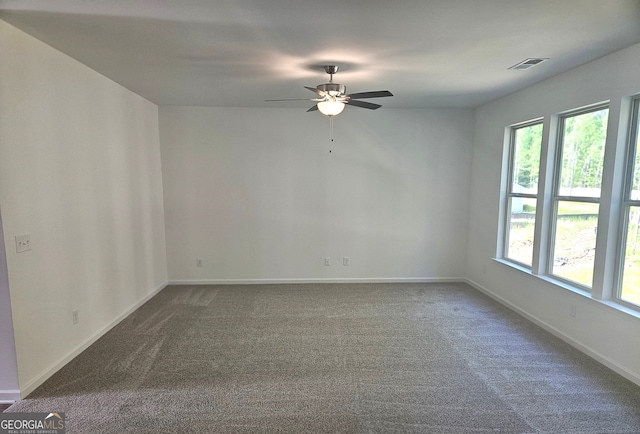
xmin=467 ymin=42 xmax=640 ymax=384
xmin=160 ymin=106 xmax=473 ymax=282
xmin=0 ymin=209 xmax=20 ymax=402
xmin=0 ymin=20 xmax=168 ymax=395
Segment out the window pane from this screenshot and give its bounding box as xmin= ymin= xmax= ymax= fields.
xmin=558 ymin=108 xmax=608 ymax=198
xmin=620 ymin=206 xmax=640 ymax=306
xmin=551 ymin=201 xmax=599 ymax=287
xmin=511 ymin=123 xmax=542 ymax=193
xmin=506 ymin=198 xmax=536 ymax=266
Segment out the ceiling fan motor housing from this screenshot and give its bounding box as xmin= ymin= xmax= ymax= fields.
xmin=317 ymin=83 xmax=346 ymax=96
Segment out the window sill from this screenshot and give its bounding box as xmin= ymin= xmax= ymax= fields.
xmin=492 ymin=258 xmax=640 ymax=321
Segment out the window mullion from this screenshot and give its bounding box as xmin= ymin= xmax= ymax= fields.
xmin=532 ymin=115 xmax=557 ymax=275
xmin=592 ymin=99 xmax=627 ymax=300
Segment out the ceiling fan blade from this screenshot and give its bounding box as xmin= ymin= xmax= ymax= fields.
xmin=265 ymin=98 xmax=316 ymax=102
xmin=304 ymin=86 xmax=327 ymax=97
xmin=346 ymin=90 xmax=393 ymax=99
xmin=307 ymin=105 xmax=318 ymax=112
xmin=347 ymin=99 xmax=382 ymax=110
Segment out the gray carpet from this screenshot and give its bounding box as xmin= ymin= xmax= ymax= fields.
xmin=6 ymin=282 xmax=640 ymax=433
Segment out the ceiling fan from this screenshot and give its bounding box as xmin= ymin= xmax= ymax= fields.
xmin=266 ymin=65 xmax=393 ymax=117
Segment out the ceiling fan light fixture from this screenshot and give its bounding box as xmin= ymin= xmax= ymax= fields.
xmin=317 ymin=83 xmax=346 ymax=95
xmin=265 ymin=64 xmax=392 ymax=122
xmin=317 ymin=100 xmax=345 ymax=116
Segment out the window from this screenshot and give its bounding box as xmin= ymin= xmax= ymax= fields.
xmin=549 ymin=106 xmax=609 ymax=288
xmin=618 ymin=98 xmax=640 ymax=307
xmin=503 ymin=122 xmax=543 ymax=267
xmin=499 ymin=98 xmax=640 ymax=315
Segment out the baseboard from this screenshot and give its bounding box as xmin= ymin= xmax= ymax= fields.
xmin=168 ymin=277 xmax=466 ymax=285
xmin=464 ymin=278 xmax=640 ymax=387
xmin=0 ymin=390 xmax=20 ymax=403
xmin=20 ymin=281 xmax=169 ymax=398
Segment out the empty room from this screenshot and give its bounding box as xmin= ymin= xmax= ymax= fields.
xmin=1 ymin=1 xmax=640 ymax=432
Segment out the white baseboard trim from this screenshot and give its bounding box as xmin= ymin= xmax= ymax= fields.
xmin=167 ymin=277 xmax=466 ymax=285
xmin=20 ymin=281 xmax=169 ymax=398
xmin=464 ymin=278 xmax=640 ymax=387
xmin=0 ymin=390 xmax=20 ymax=403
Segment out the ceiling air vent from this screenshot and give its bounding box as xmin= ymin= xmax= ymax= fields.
xmin=508 ymin=58 xmax=549 ymax=70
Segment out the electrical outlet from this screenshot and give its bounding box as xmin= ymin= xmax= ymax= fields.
xmin=72 ymin=309 xmax=79 ymax=325
xmin=343 ymin=257 xmax=350 ymax=266
xmin=324 ymin=257 xmax=331 ymax=266
xmin=196 ymin=258 xmax=204 ymax=267
xmin=15 ymin=234 xmax=31 ymax=253
xmin=569 ymin=304 xmax=576 ymax=318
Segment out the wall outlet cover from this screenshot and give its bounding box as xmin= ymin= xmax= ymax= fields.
xmin=15 ymin=234 xmax=31 ymax=253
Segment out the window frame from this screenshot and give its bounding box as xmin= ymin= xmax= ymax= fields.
xmin=498 ymin=98 xmax=640 ymax=317
xmin=615 ymin=96 xmax=640 ymax=308
xmin=546 ymin=104 xmax=610 ymax=290
xmin=502 ymin=119 xmax=544 ymax=269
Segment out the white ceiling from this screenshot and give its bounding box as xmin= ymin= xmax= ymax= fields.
xmin=2 ymin=0 xmax=640 ymax=109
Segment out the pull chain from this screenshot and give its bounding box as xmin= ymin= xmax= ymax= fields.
xmin=330 ymin=115 xmax=334 ymax=142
